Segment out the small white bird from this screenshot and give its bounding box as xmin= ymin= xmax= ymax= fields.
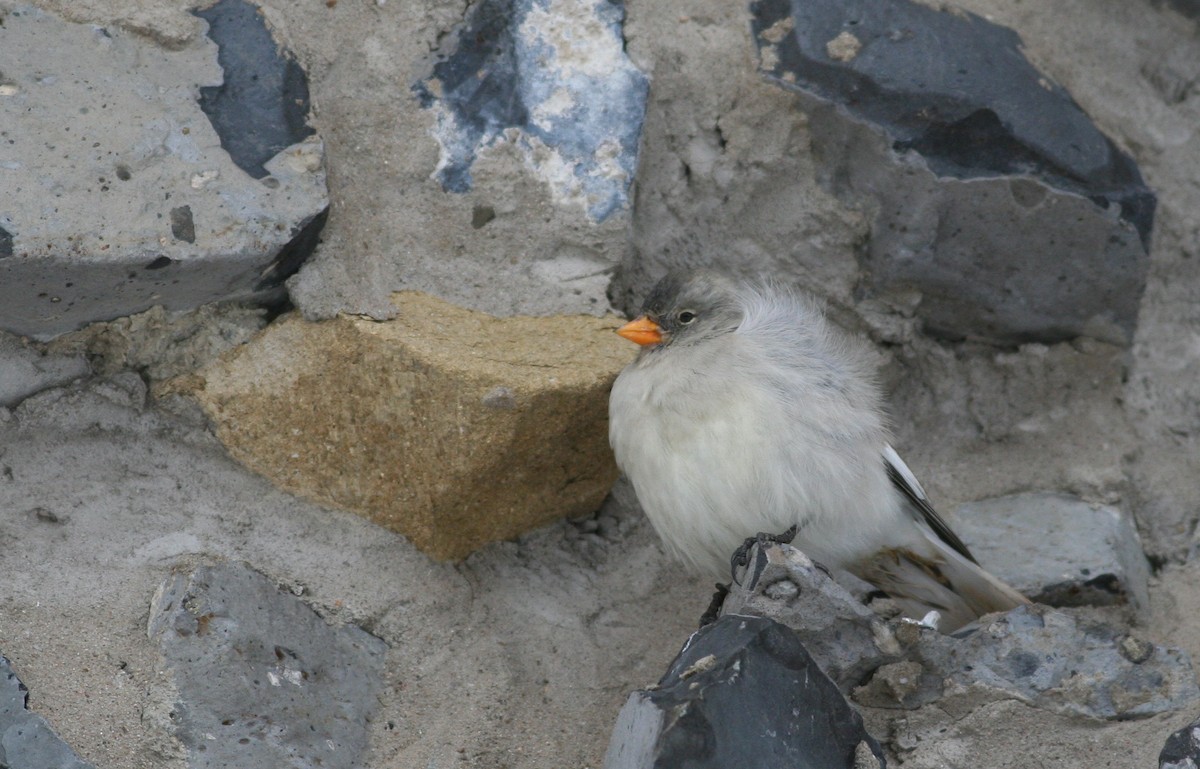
xmin=608 ymin=270 xmax=1028 ymax=631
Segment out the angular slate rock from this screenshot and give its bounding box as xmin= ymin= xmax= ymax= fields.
xmin=1161 ymin=714 xmax=1200 ymax=769
xmin=194 ymin=0 xmax=315 ymax=179
xmin=414 ymin=0 xmax=648 ymax=222
xmin=750 ymin=0 xmax=1155 ymax=345
xmin=0 ymin=654 xmax=95 ymax=769
xmin=718 ymin=540 xmax=899 ymax=691
xmin=0 ymin=5 xmax=327 ymax=339
xmin=954 ymin=493 xmax=1151 ymax=616
xmin=148 ymin=562 xmax=388 ymax=769
xmin=603 ymin=614 xmax=886 ymax=769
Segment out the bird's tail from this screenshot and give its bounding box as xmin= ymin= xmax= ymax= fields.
xmin=860 ymin=533 xmax=1030 ymax=632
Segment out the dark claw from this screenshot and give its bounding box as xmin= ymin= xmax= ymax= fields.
xmin=729 ymin=524 xmax=800 ymax=584
xmin=698 ymin=582 xmax=729 ymax=628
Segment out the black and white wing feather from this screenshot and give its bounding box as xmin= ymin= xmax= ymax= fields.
xmin=883 ymin=444 xmax=977 ymax=564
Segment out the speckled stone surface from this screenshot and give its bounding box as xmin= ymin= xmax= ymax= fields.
xmin=167 ymin=292 xmax=635 ymax=559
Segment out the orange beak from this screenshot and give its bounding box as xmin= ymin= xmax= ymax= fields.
xmin=616 ymin=316 xmax=663 ymax=346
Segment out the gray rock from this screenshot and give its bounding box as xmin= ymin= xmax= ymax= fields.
xmin=0 ymin=654 xmax=95 ymax=769
xmin=721 ymin=539 xmax=1196 ymax=721
xmin=0 ymin=331 xmax=88 ymax=407
xmin=854 ymin=604 xmax=1199 ymax=721
xmin=148 ymin=561 xmax=388 ymax=769
xmin=603 ymin=614 xmax=886 ymax=769
xmin=0 ymin=4 xmax=327 ymax=340
xmin=1161 ymin=714 xmax=1200 ymax=769
xmin=719 ymin=541 xmax=899 ymax=691
xmin=413 ymin=0 xmax=648 ymax=223
xmin=954 ymin=492 xmax=1151 ymax=616
xmin=749 ymin=0 xmax=1153 ymax=346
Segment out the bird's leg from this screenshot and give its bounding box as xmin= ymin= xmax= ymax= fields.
xmin=730 ymin=524 xmax=800 ymax=584
xmin=698 ymin=582 xmax=729 ymax=628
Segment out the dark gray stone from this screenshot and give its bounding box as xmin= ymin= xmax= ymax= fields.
xmin=193 ymin=0 xmax=316 ymax=180
xmin=0 ymin=654 xmax=95 ymax=769
xmin=148 ymin=562 xmax=388 ymax=769
xmin=750 ymin=0 xmax=1154 ymax=345
xmin=169 ymin=205 xmax=196 ymax=244
xmin=719 ymin=541 xmax=899 ymax=691
xmin=954 ymin=492 xmax=1151 ymax=616
xmin=603 ymin=614 xmax=886 ymax=769
xmin=1161 ymin=714 xmax=1200 ymax=769
xmin=413 ymin=0 xmax=648 ymax=222
xmin=0 ymin=5 xmax=328 ymax=340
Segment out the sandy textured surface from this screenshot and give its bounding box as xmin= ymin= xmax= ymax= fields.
xmin=0 ymin=375 xmax=700 ymax=768
xmin=1 ymin=0 xmax=1198 ymax=767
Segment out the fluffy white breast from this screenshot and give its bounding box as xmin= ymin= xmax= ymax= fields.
xmin=609 ymin=339 xmax=772 ymax=573
xmin=609 ymin=291 xmax=914 ymax=577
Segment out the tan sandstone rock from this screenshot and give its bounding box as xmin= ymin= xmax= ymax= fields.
xmin=165 ymin=291 xmax=635 ymax=560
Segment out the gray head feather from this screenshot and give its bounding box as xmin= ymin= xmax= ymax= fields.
xmin=639 ymin=269 xmax=745 ymax=348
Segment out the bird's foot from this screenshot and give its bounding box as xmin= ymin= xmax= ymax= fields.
xmin=730 ymin=524 xmax=799 ymax=584
xmin=698 ymin=582 xmax=729 ymax=628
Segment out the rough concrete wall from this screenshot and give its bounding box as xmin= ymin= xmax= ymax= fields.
xmin=1 ymin=0 xmax=1199 ymax=768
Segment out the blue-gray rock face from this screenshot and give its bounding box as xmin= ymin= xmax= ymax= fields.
xmin=750 ymin=0 xmax=1155 ymax=345
xmin=854 ymin=604 xmax=1200 ymax=720
xmin=148 ymin=562 xmax=388 ymax=769
xmin=604 ymin=614 xmax=886 ymax=769
xmin=414 ymin=0 xmax=648 ymax=222
xmin=193 ymin=0 xmax=315 ymax=179
xmin=954 ymin=492 xmax=1151 ymax=616
xmin=0 ymin=5 xmax=327 ymax=340
xmin=0 ymin=654 xmax=95 ymax=769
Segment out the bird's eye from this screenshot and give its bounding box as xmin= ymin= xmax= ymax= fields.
xmin=677 ymin=310 xmax=697 ymax=325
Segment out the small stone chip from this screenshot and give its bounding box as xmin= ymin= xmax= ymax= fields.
xmin=30 ymin=507 xmax=61 ymax=524
xmin=759 ymin=45 xmax=780 ymax=72
xmin=763 ymin=578 xmax=800 ymax=600
xmin=679 ymin=654 xmax=718 ymax=680
xmin=1118 ymin=634 xmax=1154 ymax=664
xmin=481 ymin=385 xmax=517 ymax=410
xmin=758 ymin=16 xmax=794 ymax=44
xmin=825 ymin=31 xmax=863 ymax=62
xmin=855 ymin=739 xmax=885 ymax=768
xmin=893 ymin=618 xmax=925 ymax=647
